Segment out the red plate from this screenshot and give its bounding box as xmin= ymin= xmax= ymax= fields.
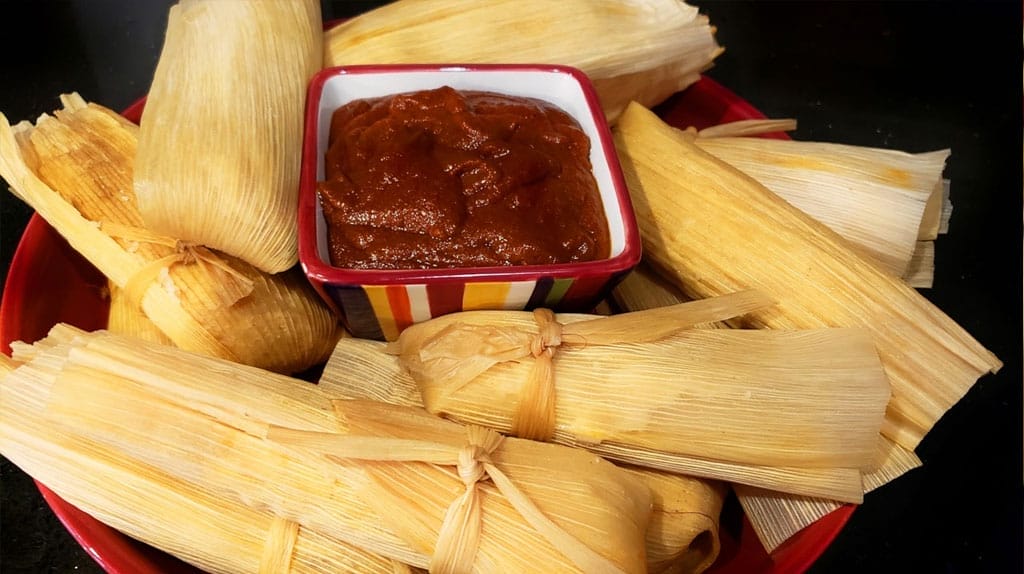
xmin=0 ymin=75 xmax=854 ymax=573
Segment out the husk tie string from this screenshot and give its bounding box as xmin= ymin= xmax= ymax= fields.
xmin=101 ymin=221 xmax=253 ymax=306
xmin=266 ymin=409 xmax=625 ymax=574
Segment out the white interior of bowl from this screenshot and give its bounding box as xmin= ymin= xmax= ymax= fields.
xmin=314 ymin=67 xmax=628 ymax=266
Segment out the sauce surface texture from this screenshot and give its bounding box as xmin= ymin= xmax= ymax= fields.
xmin=318 ymin=86 xmax=610 ymax=269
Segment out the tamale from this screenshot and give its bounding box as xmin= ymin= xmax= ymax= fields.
xmin=693 ymin=131 xmax=949 ymax=279
xmin=319 ymin=298 xmax=889 ymax=502
xmin=387 ymin=305 xmax=890 ymax=470
xmin=0 ymin=347 xmax=404 ymax=573
xmin=613 ymin=102 xmax=1001 ymax=450
xmin=623 ymin=468 xmax=725 ymax=574
xmin=323 ymin=0 xmax=721 ymax=123
xmin=318 ymin=337 xmax=726 ymax=574
xmin=0 ymin=95 xmax=339 ymax=374
xmin=134 ymin=0 xmax=322 ymax=273
xmin=611 ymin=262 xmax=926 ymax=552
xmin=5 ymin=326 xmax=651 ymax=574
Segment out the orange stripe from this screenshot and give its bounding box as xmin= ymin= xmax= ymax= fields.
xmin=386 ymin=285 xmax=414 ymax=333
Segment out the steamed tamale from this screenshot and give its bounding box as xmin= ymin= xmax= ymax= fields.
xmin=0 ymin=95 xmax=339 ymax=374
xmin=318 ymin=297 xmax=890 ymax=502
xmin=0 ymin=346 xmax=404 ymax=573
xmin=4 ymin=326 xmax=651 ymax=574
xmin=387 ymin=305 xmax=890 ymax=470
xmin=323 ymin=0 xmax=721 ymax=124
xmin=613 ymin=102 xmax=1001 ymax=450
xmin=134 ymin=0 xmax=322 ymax=273
xmin=692 ymin=132 xmax=948 ymax=279
xmin=317 ymin=337 xmax=726 ymax=574
xmin=611 ymin=262 xmax=924 ymax=552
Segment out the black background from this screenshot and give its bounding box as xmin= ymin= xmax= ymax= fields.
xmin=1 ymin=1 xmax=1021 ymax=572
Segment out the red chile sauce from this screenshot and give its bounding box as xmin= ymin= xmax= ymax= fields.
xmin=318 ymin=86 xmax=611 ymax=269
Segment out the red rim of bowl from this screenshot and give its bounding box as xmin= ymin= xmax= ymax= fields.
xmin=0 ymin=74 xmax=855 ymax=574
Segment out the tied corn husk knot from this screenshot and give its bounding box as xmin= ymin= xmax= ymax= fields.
xmin=517 ymin=309 xmax=562 ymax=441
xmin=6 ymin=326 xmax=651 ymax=573
xmin=318 ymin=338 xmax=728 ymax=574
xmin=268 ymin=411 xmax=631 ymax=574
xmin=134 ymin=0 xmax=323 ymax=273
xmin=0 ymin=95 xmax=341 ymax=374
xmin=432 ymin=426 xmax=503 ymax=574
xmin=389 ymin=295 xmax=773 ymax=442
xmin=102 ymin=221 xmax=254 ymax=308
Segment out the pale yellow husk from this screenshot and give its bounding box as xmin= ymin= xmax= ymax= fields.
xmin=693 ymin=132 xmax=949 ymax=279
xmin=320 ymin=299 xmax=887 ymax=503
xmin=3 ymin=326 xmax=651 ymax=574
xmin=107 ymin=282 xmax=174 ymax=345
xmin=613 ymin=102 xmax=1001 ymax=450
xmin=389 ymin=305 xmax=890 ymax=470
xmin=905 ymin=241 xmax=935 ymax=288
xmin=732 ymin=436 xmax=922 ymax=553
xmin=0 ymin=96 xmax=339 ymax=374
xmin=323 ymin=0 xmax=721 ymax=123
xmin=317 ymin=337 xmax=726 ymax=574
xmin=610 ymin=262 xmax=925 ymax=551
xmin=0 ymin=346 xmax=404 ymax=574
xmin=134 ymin=0 xmax=322 ymax=273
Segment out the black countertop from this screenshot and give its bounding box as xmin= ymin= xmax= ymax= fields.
xmin=1 ymin=1 xmax=1021 ymax=572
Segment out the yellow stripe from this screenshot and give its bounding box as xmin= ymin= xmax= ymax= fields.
xmin=364 ymin=285 xmax=400 ymax=341
xmin=462 ymin=282 xmax=512 ymax=310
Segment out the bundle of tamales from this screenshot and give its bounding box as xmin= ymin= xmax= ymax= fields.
xmin=612 ymin=102 xmax=1001 ymax=550
xmin=691 ymin=120 xmax=949 ymax=285
xmin=134 ymin=0 xmax=322 ymax=273
xmin=2 ymin=326 xmax=652 ymax=574
xmin=612 ymin=266 xmax=924 ymax=552
xmin=0 ymin=352 xmax=408 ymax=574
xmin=323 ymin=0 xmax=721 ymax=123
xmin=0 ymin=95 xmax=338 ymax=374
xmin=317 ymin=336 xmax=727 ymax=574
xmin=612 ymin=102 xmax=1001 ymax=450
xmin=322 ymin=293 xmax=892 ymax=503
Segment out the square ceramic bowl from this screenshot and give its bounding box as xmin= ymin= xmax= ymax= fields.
xmin=298 ymin=64 xmax=641 ymax=341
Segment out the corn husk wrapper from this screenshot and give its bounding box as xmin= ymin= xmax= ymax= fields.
xmin=625 ymin=468 xmax=725 ymax=574
xmin=387 ymin=302 xmax=889 ymax=470
xmin=733 ymin=435 xmax=923 ymax=553
xmin=0 ymin=338 xmax=406 ymax=574
xmin=134 ymin=0 xmax=322 ymax=273
xmin=106 ymin=282 xmax=174 ymax=346
xmin=611 ymin=262 xmax=924 ymax=552
xmin=0 ymin=96 xmax=339 ymax=374
xmin=331 ymin=295 xmax=890 ymax=502
xmin=318 ymin=337 xmax=726 ymax=574
xmin=4 ymin=326 xmax=651 ymax=574
xmin=613 ymin=102 xmax=1001 ymax=450
xmin=323 ymin=0 xmax=721 ymax=124
xmin=692 ymin=127 xmax=949 ymax=280
xmin=612 ymin=265 xmax=728 ymax=329
xmin=905 ymin=241 xmax=935 ymax=289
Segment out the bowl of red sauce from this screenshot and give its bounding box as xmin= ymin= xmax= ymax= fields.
xmin=298 ymin=64 xmax=641 ymax=340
